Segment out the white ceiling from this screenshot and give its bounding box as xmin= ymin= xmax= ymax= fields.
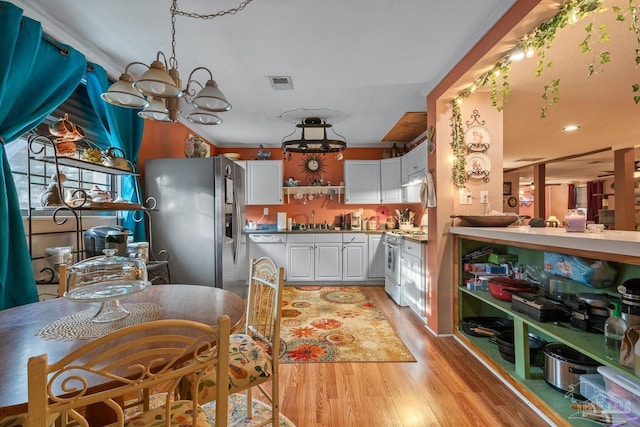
xmin=11 ymin=0 xmax=637 ymax=185
xmin=13 ymin=0 xmax=515 ymax=147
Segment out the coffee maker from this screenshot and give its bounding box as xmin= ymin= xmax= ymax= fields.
xmin=350 ymin=212 xmax=362 ymax=230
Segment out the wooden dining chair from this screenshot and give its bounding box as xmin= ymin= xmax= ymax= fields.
xmin=26 ymin=317 xmax=230 ymax=427
xmin=188 ymin=257 xmax=284 ymax=427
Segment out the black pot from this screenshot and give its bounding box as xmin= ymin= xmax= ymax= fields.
xmin=461 ymin=317 xmax=513 ymax=337
xmin=542 ymin=343 xmax=600 ymax=396
xmin=490 ymin=331 xmax=545 ymax=364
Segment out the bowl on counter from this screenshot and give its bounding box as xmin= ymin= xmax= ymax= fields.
xmin=222 ymin=152 xmax=241 ymax=161
xmin=44 ymin=246 xmax=73 ymax=268
xmin=452 ymin=215 xmax=529 ymax=227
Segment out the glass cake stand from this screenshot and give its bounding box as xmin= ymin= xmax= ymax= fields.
xmin=64 ymin=280 xmax=150 ymax=323
xmin=64 ymin=248 xmax=150 ymax=323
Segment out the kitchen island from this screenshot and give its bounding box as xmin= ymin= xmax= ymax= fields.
xmin=450 ymin=226 xmax=640 ymax=426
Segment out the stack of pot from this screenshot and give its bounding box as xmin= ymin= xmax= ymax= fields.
xmin=618 ymin=278 xmax=640 ymax=327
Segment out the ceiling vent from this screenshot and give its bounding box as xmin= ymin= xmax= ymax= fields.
xmin=269 ymin=75 xmax=293 ymax=90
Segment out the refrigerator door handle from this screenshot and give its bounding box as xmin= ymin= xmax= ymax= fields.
xmin=232 ymin=189 xmax=240 ymax=265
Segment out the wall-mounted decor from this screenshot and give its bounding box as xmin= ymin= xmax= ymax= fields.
xmin=184 ymin=134 xmax=210 ymax=158
xmin=503 ymin=182 xmax=512 ymax=196
xmin=300 ymin=153 xmax=326 ymax=181
xmin=465 ymin=125 xmax=490 ymax=152
xmin=465 ymin=153 xmax=491 ymax=182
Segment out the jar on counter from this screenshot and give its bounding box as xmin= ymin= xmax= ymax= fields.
xmin=385 ymin=216 xmax=397 ymax=230
xmin=564 ymin=209 xmax=586 ymax=232
xmin=368 ymin=216 xmax=380 ymax=230
xmin=127 ymin=241 xmax=149 ymax=263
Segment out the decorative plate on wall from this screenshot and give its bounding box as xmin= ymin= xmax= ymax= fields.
xmin=465 ymin=153 xmax=491 ymax=181
xmin=465 ymin=125 xmax=490 ymax=152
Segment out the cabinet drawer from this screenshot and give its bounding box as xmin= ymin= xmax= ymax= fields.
xmin=315 ymin=233 xmax=342 ymax=243
xmin=287 ymin=233 xmax=315 ymax=243
xmin=402 ymin=239 xmax=423 ymax=258
xmin=342 ymin=233 xmax=367 ymax=243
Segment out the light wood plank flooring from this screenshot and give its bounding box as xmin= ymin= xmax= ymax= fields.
xmin=268 ymin=286 xmax=549 ymax=427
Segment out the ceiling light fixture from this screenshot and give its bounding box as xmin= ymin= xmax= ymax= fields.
xmin=281 ymin=117 xmax=347 ymax=154
xmin=563 ymin=124 xmax=580 ymax=132
xmin=101 ymin=0 xmax=253 ymax=125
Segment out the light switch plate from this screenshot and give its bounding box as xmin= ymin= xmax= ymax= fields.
xmin=459 ymin=189 xmax=472 ymax=205
xmin=480 ymin=191 xmax=489 ymax=204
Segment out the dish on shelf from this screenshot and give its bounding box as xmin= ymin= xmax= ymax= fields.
xmin=465 ymin=153 xmax=491 ymax=178
xmin=464 ymin=125 xmax=491 ymax=151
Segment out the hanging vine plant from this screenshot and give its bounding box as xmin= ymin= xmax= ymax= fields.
xmin=449 ymin=101 xmax=467 ymax=189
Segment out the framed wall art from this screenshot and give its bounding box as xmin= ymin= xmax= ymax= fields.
xmin=503 ymin=182 xmax=512 ymax=196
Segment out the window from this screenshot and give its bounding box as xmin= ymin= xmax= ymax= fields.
xmin=7 ymin=82 xmax=116 ymax=214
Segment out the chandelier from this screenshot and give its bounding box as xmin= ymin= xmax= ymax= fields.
xmin=281 ymin=117 xmax=347 ymax=154
xmin=100 ymin=0 xmax=254 ymax=125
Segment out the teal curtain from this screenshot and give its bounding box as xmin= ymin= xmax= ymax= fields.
xmin=0 ymin=1 xmax=85 ymax=309
xmin=85 ymin=63 xmax=146 ymax=241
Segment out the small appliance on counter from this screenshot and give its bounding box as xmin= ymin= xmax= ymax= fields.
xmin=84 ymin=225 xmax=130 ymax=258
xmin=277 ymin=212 xmax=287 ymax=230
xmin=350 ymin=211 xmax=362 ymax=230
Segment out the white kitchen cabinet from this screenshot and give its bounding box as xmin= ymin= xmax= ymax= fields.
xmin=245 ymin=160 xmax=283 ymax=205
xmin=367 ymin=234 xmax=385 ymax=279
xmin=286 ymin=233 xmax=315 ymax=281
xmin=315 ymin=234 xmax=342 ymax=281
xmin=380 ymin=158 xmax=402 ymax=203
xmin=342 ymin=233 xmax=367 ymax=281
xmin=344 ymin=160 xmax=381 ymax=204
xmin=401 ymin=142 xmax=427 ymax=185
xmin=401 ymin=239 xmax=425 ymax=317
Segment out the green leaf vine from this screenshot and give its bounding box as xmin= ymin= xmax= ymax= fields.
xmin=449 ymin=101 xmax=467 ymax=190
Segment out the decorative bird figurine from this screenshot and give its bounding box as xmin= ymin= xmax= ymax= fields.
xmin=257 ymin=144 xmax=271 ymax=160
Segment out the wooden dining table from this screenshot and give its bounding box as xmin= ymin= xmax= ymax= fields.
xmin=0 ymin=284 xmax=245 ymax=419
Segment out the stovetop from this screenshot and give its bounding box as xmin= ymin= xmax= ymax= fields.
xmin=385 ymin=230 xmax=428 ymax=236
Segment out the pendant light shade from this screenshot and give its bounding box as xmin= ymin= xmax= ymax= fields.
xmin=138 ymin=97 xmax=171 ymax=122
xmin=133 ymin=60 xmax=181 ymax=98
xmin=193 ymin=80 xmax=231 ymax=112
xmin=100 ymin=73 xmax=149 ymax=108
xmin=187 ymin=109 xmax=223 ymax=125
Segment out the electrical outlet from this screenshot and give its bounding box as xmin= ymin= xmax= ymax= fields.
xmin=480 ymin=191 xmax=489 ymax=204
xmin=263 ymin=207 xmax=269 ymax=215
xmin=459 ymin=189 xmax=472 ymax=205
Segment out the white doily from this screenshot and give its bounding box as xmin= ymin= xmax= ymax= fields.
xmin=36 ymin=303 xmax=163 ymax=341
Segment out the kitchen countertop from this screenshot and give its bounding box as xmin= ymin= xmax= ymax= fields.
xmin=243 ymin=224 xmax=428 ymax=242
xmin=450 ymin=226 xmax=640 ymax=257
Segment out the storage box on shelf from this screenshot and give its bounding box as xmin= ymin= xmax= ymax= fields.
xmin=452 ymin=228 xmax=640 ymax=427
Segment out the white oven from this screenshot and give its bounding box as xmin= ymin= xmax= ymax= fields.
xmin=383 ymin=233 xmax=406 ymax=306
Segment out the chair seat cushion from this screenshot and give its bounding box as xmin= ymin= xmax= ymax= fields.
xmin=229 ymin=334 xmax=273 ymax=389
xmin=119 ymin=400 xmax=211 ymax=427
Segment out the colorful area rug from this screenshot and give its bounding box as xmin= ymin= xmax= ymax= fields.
xmin=202 ymin=393 xmax=295 ymax=427
xmin=126 ymin=393 xmax=295 ymax=427
xmin=279 ymin=286 xmax=415 ymax=363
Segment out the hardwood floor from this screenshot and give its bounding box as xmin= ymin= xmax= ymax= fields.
xmin=268 ymin=286 xmax=550 ymax=427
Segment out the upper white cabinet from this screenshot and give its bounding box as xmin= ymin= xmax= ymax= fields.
xmin=401 ymin=142 xmax=427 ymax=185
xmin=380 ymin=158 xmax=402 ymax=203
xmin=245 ymin=160 xmax=283 ymax=205
xmin=344 ymin=160 xmax=381 ymax=204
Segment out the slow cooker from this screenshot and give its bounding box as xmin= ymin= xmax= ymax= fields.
xmin=543 ymin=343 xmax=601 ymax=397
xmin=84 ymin=225 xmax=130 ymax=258
xmin=618 ymin=278 xmax=640 ymax=327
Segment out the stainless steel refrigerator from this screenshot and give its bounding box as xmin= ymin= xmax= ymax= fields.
xmin=145 ymin=156 xmax=246 ymax=297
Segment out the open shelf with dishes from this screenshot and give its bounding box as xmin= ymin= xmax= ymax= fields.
xmin=454 ymin=234 xmax=640 ymax=426
xmin=25 ymin=132 xmax=161 ymax=289
xmin=282 ymin=185 xmax=345 ymax=203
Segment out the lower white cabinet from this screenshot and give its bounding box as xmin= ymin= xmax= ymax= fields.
xmin=342 ymin=233 xmax=367 ymax=281
xmin=315 ymin=234 xmax=342 ymax=281
xmin=286 ymin=234 xmax=315 ymax=281
xmin=367 ymin=234 xmax=385 ymax=279
xmin=285 ymin=233 xmax=380 ymax=283
xmin=401 ymin=239 xmax=425 ymax=317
